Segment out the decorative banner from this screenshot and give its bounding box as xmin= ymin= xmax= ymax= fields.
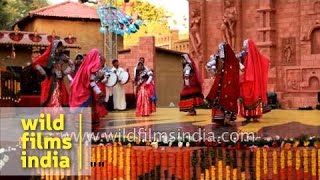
xmin=97 ymin=5 xmax=142 ymax=36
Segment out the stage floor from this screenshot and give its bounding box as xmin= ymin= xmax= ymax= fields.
xmin=98 ymin=108 xmax=320 ymax=139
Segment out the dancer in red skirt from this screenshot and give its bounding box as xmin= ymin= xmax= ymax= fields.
xmin=134 ymin=61 xmax=156 ymax=116
xmin=69 ymin=49 xmax=108 ymax=121
xmin=237 ymin=39 xmax=269 ymax=123
xmin=206 ymin=43 xmax=240 ymax=125
xmin=32 ymin=39 xmax=74 ymax=107
xmin=179 ymin=54 xmax=204 ymax=116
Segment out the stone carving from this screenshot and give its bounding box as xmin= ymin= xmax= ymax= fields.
xmin=314 ymin=1 xmax=320 ymax=14
xmin=190 ymin=8 xmax=202 ymax=58
xmin=281 ymin=37 xmax=295 ymax=65
xmin=287 ymin=80 xmax=299 ymax=90
xmin=220 ymin=0 xmax=237 ymax=49
xmin=286 ymin=69 xmax=301 ymax=91
xmin=300 ymin=69 xmax=320 ymax=90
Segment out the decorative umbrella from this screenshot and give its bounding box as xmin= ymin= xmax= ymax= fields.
xmin=97 ymin=5 xmax=142 ymax=36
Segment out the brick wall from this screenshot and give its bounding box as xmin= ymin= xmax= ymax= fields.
xmin=118 ymin=36 xmax=156 ymax=95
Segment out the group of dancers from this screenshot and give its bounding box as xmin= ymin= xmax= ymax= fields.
xmin=32 ymin=39 xmax=156 ymax=123
xmin=32 ymin=38 xmax=269 ymax=126
xmin=179 ymin=40 xmax=269 ymax=125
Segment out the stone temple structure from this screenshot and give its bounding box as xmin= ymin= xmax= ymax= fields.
xmin=189 ymin=0 xmax=320 ymax=109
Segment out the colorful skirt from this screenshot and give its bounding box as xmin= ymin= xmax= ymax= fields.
xmin=41 ymin=77 xmax=69 ymax=107
xmin=92 ymin=83 xmax=108 ymax=121
xmin=136 ymin=82 xmax=156 ymax=116
xmin=211 ymin=108 xmax=237 ymax=123
xmin=179 ymin=84 xmax=204 ymax=112
xmin=239 ymin=102 xmax=263 ymax=119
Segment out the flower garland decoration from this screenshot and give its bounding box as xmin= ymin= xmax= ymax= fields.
xmin=272 ymin=150 xmax=278 ymax=176
xmin=295 ymin=149 xmax=301 ymax=179
xmin=210 ymin=165 xmax=216 ymax=180
xmin=218 ymin=159 xmax=223 ymax=180
xmin=125 ymin=146 xmax=131 ymax=180
xmin=311 ymin=148 xmax=316 ymax=178
xmin=256 ymin=148 xmax=261 ymax=180
xmin=303 ymin=148 xmax=308 ymax=174
xmin=232 ymin=168 xmax=237 ymax=180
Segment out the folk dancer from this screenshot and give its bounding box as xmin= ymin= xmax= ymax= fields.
xmin=69 ymin=49 xmax=108 ymax=123
xmin=134 ymin=61 xmax=156 ymax=116
xmin=32 ymin=39 xmax=74 ymax=107
xmin=206 ymin=42 xmax=240 ymax=125
xmin=179 ymin=54 xmax=204 ymax=115
xmin=237 ymin=39 xmax=269 ymax=123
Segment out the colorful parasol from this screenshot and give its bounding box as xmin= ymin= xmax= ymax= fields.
xmin=97 ymin=5 xmax=142 ymax=36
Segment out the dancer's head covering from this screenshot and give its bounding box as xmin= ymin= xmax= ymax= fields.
xmin=241 ymin=39 xmax=269 ymax=105
xmin=70 ymin=48 xmax=103 ymax=109
xmin=134 ymin=58 xmax=148 ymax=78
xmin=32 ymin=39 xmax=63 ymax=68
xmin=206 ymin=42 xmax=240 ymax=114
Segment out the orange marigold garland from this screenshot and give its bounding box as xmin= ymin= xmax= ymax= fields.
xmin=97 ymin=146 xmax=102 ymax=179
xmin=112 ymin=144 xmax=118 ymax=179
xmin=287 ymin=149 xmax=293 ymax=180
xmin=136 ymin=150 xmax=143 ymax=178
xmin=107 ymin=145 xmax=113 ymax=179
xmin=91 ymin=146 xmax=96 ymax=180
xmin=130 ymin=148 xmax=137 ymax=180
xmin=176 ymin=150 xmax=183 ymax=179
xmin=102 ymin=146 xmax=107 ymax=180
xmin=262 ymin=148 xmax=268 ymax=179
xmin=303 ymin=148 xmax=309 ymax=179
xmin=295 ymin=149 xmax=301 ymax=180
xmin=118 ymin=145 xmax=124 ymax=179
xmin=311 ymin=149 xmax=316 ymax=180
xmin=125 ymin=146 xmax=131 ymax=180
xmin=183 ymin=150 xmax=191 ymax=179
xmin=256 ymin=148 xmax=261 ymax=180
xmin=280 ymin=150 xmax=286 ymax=180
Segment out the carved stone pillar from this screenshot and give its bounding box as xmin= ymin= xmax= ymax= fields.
xmin=220 ymin=0 xmax=239 ymax=50
xmin=189 ymin=0 xmax=206 ymax=78
xmin=256 ymin=0 xmax=276 ymax=65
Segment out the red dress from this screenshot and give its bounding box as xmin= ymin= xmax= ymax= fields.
xmin=136 ymin=82 xmax=156 ymax=116
xmin=32 ymin=40 xmax=69 ymax=107
xmin=206 ymin=43 xmax=240 ymax=122
xmin=70 ymin=49 xmax=108 ymax=121
xmin=239 ymin=40 xmax=269 ymax=119
xmin=135 ymin=68 xmax=156 ymax=116
xmin=92 ymin=82 xmax=108 ymax=121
